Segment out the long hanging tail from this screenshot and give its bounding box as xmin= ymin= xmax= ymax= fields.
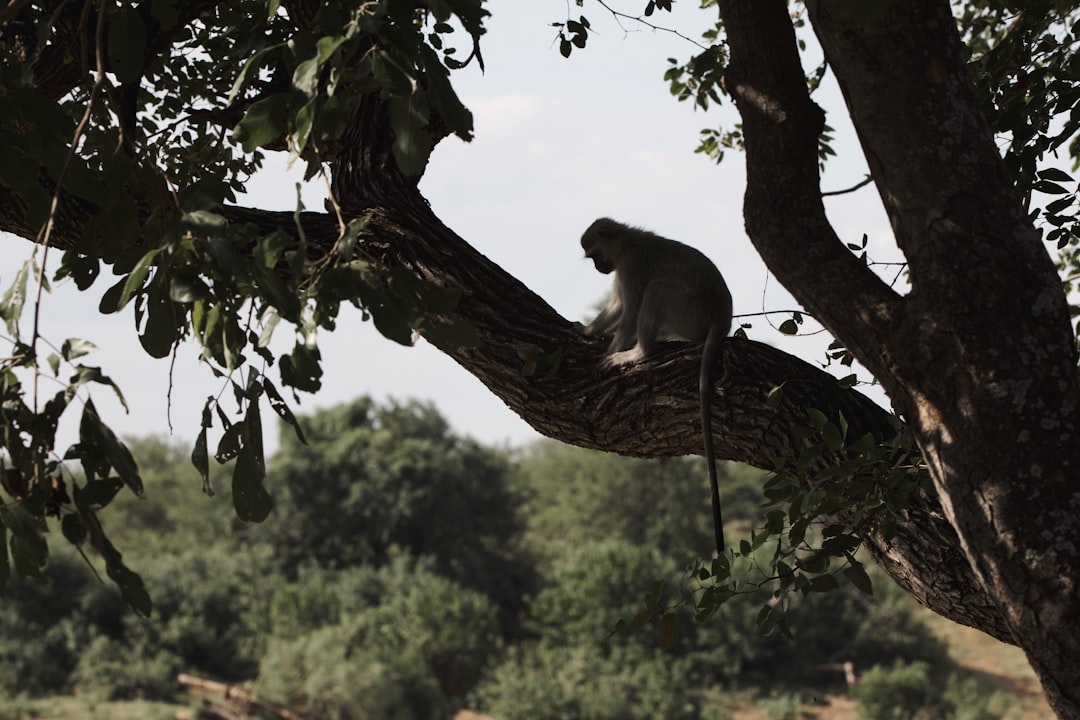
xmin=700 ymin=324 xmax=726 ymax=555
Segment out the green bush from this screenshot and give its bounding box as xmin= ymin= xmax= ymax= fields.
xmin=0 ymin=553 xmax=114 ymax=696
xmin=258 ymin=564 xmax=500 ymax=716
xmin=943 ymin=674 xmax=1018 ymax=720
xmin=67 ymin=546 xmax=273 ymax=701
xmin=260 ymin=628 xmax=450 ymax=720
xmin=757 ymin=692 xmax=805 ymax=720
xmin=472 ymin=643 xmax=701 ymax=720
xmin=855 ymin=660 xmax=943 ymax=720
xmin=263 ymin=398 xmax=535 ymax=625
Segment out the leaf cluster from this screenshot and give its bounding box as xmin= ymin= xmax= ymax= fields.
xmin=0 ymin=0 xmax=488 ymax=610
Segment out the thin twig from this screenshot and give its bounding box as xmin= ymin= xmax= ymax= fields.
xmin=822 ymin=175 xmax=873 ymax=197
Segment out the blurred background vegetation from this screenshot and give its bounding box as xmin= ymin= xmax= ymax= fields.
xmin=0 ymin=397 xmax=1050 ymax=719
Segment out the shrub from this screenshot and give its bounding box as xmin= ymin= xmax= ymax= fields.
xmin=854 ymin=660 xmax=943 ymax=720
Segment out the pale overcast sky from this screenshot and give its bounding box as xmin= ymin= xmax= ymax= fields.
xmin=0 ymin=2 xmax=895 ymax=458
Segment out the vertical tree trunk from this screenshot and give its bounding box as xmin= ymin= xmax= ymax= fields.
xmin=718 ymin=2 xmax=1080 ymax=716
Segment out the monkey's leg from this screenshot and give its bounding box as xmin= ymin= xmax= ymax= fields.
xmin=603 ymin=287 xmax=664 ymax=367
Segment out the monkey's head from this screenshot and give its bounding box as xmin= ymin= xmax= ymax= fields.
xmin=581 ymin=217 xmax=623 ymax=274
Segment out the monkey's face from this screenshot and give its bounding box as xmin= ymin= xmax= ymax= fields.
xmin=581 ymin=237 xmax=615 ymax=274
xmin=588 ymin=253 xmax=615 ymax=274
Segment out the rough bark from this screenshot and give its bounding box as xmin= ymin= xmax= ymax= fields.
xmin=719 ymin=1 xmax=1080 ymax=716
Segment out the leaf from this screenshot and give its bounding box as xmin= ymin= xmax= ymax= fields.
xmin=292 ymin=57 xmax=320 ymax=97
xmin=822 ymin=422 xmax=844 ymax=452
xmin=779 ymin=319 xmax=799 ymax=335
xmin=0 ymin=257 xmax=32 ymax=336
xmin=1033 ymin=179 xmax=1069 ymax=194
xmin=1038 ymin=167 xmax=1074 ymax=182
xmin=215 ymin=421 xmax=243 ymax=463
xmin=78 ymin=400 xmax=143 ymax=495
xmin=806 ymin=574 xmax=840 ymax=594
xmin=192 ymin=399 xmax=213 ymax=495
xmin=227 ymin=45 xmax=281 ymax=104
xmin=766 ymin=383 xmax=785 ymax=407
xmin=61 ymin=338 xmax=98 ymax=362
xmin=98 ymin=276 xmax=127 ymax=314
xmin=262 ymin=378 xmax=307 ymax=443
xmin=233 ymin=394 xmax=273 ymax=522
xmin=233 ymin=93 xmax=290 ymax=153
xmin=118 ymin=248 xmax=159 ymax=310
xmin=181 ymin=210 xmax=227 ymax=232
xmin=387 ymin=97 xmax=433 ymax=177
xmin=419 ymin=45 xmax=473 ymax=139
xmin=75 ymin=477 xmax=126 ymax=511
xmin=102 ymin=540 xmax=152 ymax=616
xmin=61 ymin=513 xmax=87 ymax=546
xmin=279 ymin=343 xmax=323 ymax=393
xmin=843 ymin=562 xmax=874 ymax=595
xmin=139 ymin=282 xmax=180 ymax=358
xmin=294 ymin=97 xmax=317 ymax=154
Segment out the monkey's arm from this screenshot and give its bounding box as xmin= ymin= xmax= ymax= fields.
xmin=584 ymin=297 xmax=621 ymax=337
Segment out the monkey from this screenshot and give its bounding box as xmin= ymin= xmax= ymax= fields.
xmin=581 ymin=217 xmax=733 ymax=554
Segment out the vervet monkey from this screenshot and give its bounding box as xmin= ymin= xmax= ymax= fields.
xmin=581 ymin=217 xmax=733 ymax=553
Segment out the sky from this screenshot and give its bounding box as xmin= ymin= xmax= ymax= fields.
xmin=0 ymin=2 xmax=897 ymax=460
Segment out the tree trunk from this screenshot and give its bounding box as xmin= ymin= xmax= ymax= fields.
xmin=718 ymin=1 xmax=1080 ymax=716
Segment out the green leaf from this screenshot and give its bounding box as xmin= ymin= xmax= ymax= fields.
xmin=181 ymin=210 xmax=227 ymax=233
xmin=192 ymin=400 xmax=213 ymax=495
xmin=262 ymin=378 xmax=306 ymax=443
xmin=766 ymin=383 xmax=785 ymax=407
xmin=843 ymin=561 xmax=873 ymax=595
xmin=98 ymin=276 xmax=127 ymax=314
xmin=292 ymin=57 xmax=320 ymax=97
xmin=100 ymin=536 xmax=151 ymax=616
xmin=294 ymin=97 xmax=317 ymax=154
xmin=419 ymin=45 xmax=473 ymax=139
xmin=233 ymin=394 xmax=273 ymax=522
xmin=69 ymin=365 xmax=129 ymax=412
xmin=1038 ymin=167 xmax=1074 ymax=182
xmin=387 ymin=97 xmax=433 ymax=177
xmin=139 ymin=283 xmax=180 ymax=358
xmin=118 ymin=248 xmax=159 ymax=310
xmin=227 ymin=45 xmax=282 ymax=104
xmin=1033 ymin=179 xmax=1069 ymax=194
xmin=806 ymin=407 xmax=827 ymax=429
xmin=75 ymin=476 xmax=125 ymax=511
xmin=822 ymin=422 xmax=844 ymax=453
xmin=806 ymin=574 xmax=840 ymax=594
xmin=78 ymin=400 xmax=143 ymax=495
xmin=0 ymin=257 xmax=32 ymax=337
xmin=61 ymin=338 xmax=98 ymax=362
xmin=215 ymin=422 xmax=243 ymax=463
xmin=233 ymin=94 xmax=290 ymax=153
xmin=61 ymin=513 xmax=87 ymax=545
xmin=280 ymin=343 xmax=323 ymax=393
xmin=779 ymin=319 xmax=799 ymax=335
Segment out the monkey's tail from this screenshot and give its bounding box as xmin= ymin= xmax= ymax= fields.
xmin=701 ymin=324 xmax=726 ymax=555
